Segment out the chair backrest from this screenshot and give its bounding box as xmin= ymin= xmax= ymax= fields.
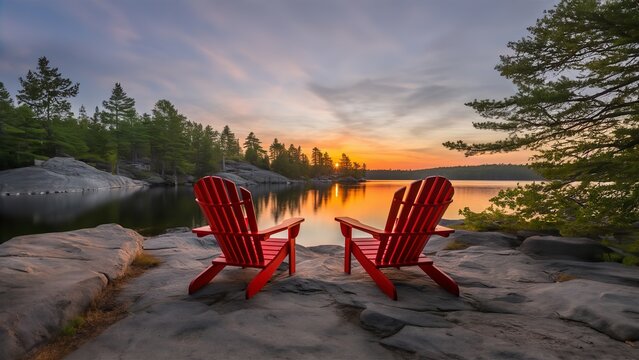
xmin=378 ymin=176 xmax=454 ymax=265
xmin=194 ymin=176 xmax=263 ymax=265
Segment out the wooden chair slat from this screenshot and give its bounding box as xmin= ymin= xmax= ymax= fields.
xmin=382 ymin=180 xmax=422 ymax=263
xmin=212 ymin=177 xmax=248 ymax=264
xmin=224 ymin=179 xmax=260 ymax=264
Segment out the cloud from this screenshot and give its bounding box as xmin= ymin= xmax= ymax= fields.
xmin=0 ymin=0 xmax=559 ymax=169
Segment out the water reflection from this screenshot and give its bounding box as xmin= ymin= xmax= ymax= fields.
xmin=0 ymin=180 xmax=530 ymax=246
xmin=0 ymin=187 xmax=206 ymax=242
xmin=249 ymin=180 xmax=531 ymax=246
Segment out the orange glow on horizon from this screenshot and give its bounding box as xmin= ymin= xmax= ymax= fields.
xmin=311 ymin=147 xmax=535 ymax=170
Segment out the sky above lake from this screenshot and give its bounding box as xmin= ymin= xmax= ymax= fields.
xmin=0 ymin=0 xmax=557 ymax=169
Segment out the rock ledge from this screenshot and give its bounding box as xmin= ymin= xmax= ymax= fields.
xmin=0 ymin=157 xmax=147 ymax=196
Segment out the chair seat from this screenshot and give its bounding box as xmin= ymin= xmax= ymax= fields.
xmin=352 ymin=238 xmax=433 ymax=268
xmin=213 ymin=238 xmax=289 ymax=268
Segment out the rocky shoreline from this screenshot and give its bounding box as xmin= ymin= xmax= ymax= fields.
xmin=0 ymin=158 xmax=304 ymax=197
xmin=0 ymin=158 xmax=147 ymax=196
xmin=1 ymin=225 xmax=637 ymax=359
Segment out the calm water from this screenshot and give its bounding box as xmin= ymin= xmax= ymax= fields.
xmin=0 ymin=180 xmax=531 ymax=246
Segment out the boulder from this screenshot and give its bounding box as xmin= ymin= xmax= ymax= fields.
xmin=0 ymin=157 xmax=147 ymax=196
xmin=425 ymin=230 xmax=520 ymax=253
xmin=221 ymin=161 xmax=292 ymax=184
xmin=520 ymin=236 xmax=613 ymax=261
xmin=215 ymin=172 xmax=256 ymax=187
xmin=0 ymin=224 xmax=143 ymax=359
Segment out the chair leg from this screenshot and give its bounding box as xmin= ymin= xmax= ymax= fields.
xmin=344 ymin=238 xmax=352 ymax=274
xmin=352 ymin=245 xmax=397 ymax=300
xmin=246 ymin=247 xmax=289 ymax=299
xmin=419 ymin=263 xmax=460 ymax=296
xmin=288 ymin=238 xmax=296 ymax=276
xmin=189 ymin=263 xmax=226 ymax=294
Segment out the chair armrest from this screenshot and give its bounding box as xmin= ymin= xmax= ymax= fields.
xmin=432 ymin=225 xmax=455 ymax=237
xmin=257 ymin=217 xmax=305 ymax=238
xmin=334 ymin=217 xmax=454 ymax=238
xmin=192 ymin=225 xmax=213 ymax=237
xmin=335 ymin=217 xmax=384 ymax=236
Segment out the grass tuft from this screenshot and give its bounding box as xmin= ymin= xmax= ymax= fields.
xmin=132 ymin=252 xmax=161 ymax=269
xmin=553 ymin=272 xmax=577 ymax=282
xmin=60 ymin=317 xmax=85 ymax=337
xmin=444 ymin=240 xmax=470 ymax=251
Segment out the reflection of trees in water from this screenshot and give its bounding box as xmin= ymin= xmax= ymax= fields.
xmin=0 ymin=186 xmax=206 ymax=243
xmin=336 ymin=183 xmax=366 ymax=205
xmin=251 ymin=183 xmax=369 ymax=223
xmin=252 ymin=184 xmax=308 ymax=223
xmin=310 ymin=184 xmax=332 ymax=213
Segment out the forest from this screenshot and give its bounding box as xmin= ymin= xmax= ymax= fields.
xmin=0 ymin=57 xmax=366 ymax=180
xmin=367 ymin=165 xmax=543 ymax=181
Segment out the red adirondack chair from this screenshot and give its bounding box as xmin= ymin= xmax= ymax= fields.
xmin=335 ymin=176 xmax=458 ymax=300
xmin=190 ymin=176 xmax=304 ymax=299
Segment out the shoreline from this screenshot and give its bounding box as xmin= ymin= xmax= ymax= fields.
xmin=1 ymin=225 xmax=638 ymax=359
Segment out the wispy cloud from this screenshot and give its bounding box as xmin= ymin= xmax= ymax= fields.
xmin=0 ymin=0 xmax=557 ymax=168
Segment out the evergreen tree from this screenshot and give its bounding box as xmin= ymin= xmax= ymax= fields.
xmin=189 ymin=123 xmax=220 ymax=177
xmin=322 ymin=152 xmax=333 ymax=176
xmin=311 ymin=147 xmax=322 ymax=167
xmin=16 ymin=56 xmax=79 ymax=155
xmin=77 ymin=105 xmax=90 ymax=126
xmin=338 ymin=153 xmax=352 ymax=176
xmin=0 ymin=82 xmax=44 ymax=168
xmin=444 ymin=0 xmax=639 ymax=236
xmin=0 ymin=82 xmax=13 ymax=138
xmin=243 ymin=131 xmax=267 ymax=166
xmin=150 ymin=100 xmax=189 ymax=178
xmin=269 ymin=138 xmax=286 ymax=161
xmin=102 ymin=83 xmax=139 ymax=168
xmin=219 ymin=125 xmax=242 ymax=167
xmin=353 ymin=162 xmax=361 ymax=178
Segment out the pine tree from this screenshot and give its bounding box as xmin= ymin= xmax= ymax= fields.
xmin=102 ymin=83 xmax=138 ymax=169
xmin=269 ymin=138 xmax=286 ymax=161
xmin=339 ymin=153 xmax=352 ymax=176
xmin=16 ymin=56 xmax=79 ymax=155
xmin=219 ymin=125 xmax=242 ymax=167
xmin=322 ymin=152 xmax=333 ymax=176
xmin=444 ymin=0 xmax=639 ymax=236
xmin=243 ymin=131 xmax=267 ymax=166
xmin=150 ymin=100 xmax=189 ymax=178
xmin=0 ymin=82 xmax=46 ymax=168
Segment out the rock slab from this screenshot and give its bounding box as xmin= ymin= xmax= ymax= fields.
xmin=66 ymin=230 xmax=639 ymax=360
xmin=0 ymin=224 xmax=143 ymax=359
xmin=217 ymin=160 xmax=292 ymax=186
xmin=520 ymin=235 xmax=613 ymax=261
xmin=0 ymin=157 xmax=147 ymax=196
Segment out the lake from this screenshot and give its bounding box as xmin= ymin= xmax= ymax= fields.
xmin=0 ymin=180 xmax=531 ymax=246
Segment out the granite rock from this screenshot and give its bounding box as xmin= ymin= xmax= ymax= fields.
xmin=0 ymin=157 xmax=147 ymax=196
xmin=219 ymin=160 xmax=292 ymax=185
xmin=63 ymin=230 xmax=638 ymax=360
xmin=0 ymin=224 xmax=143 ymax=359
xmin=520 ymin=235 xmax=613 ymax=261
xmin=3 ymin=227 xmax=637 ymax=359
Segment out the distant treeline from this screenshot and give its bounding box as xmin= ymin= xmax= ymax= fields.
xmin=0 ymin=56 xmax=367 ymax=180
xmin=367 ymin=165 xmax=544 ymax=181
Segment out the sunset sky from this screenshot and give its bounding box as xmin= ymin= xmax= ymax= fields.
xmin=0 ymin=0 xmax=556 ymax=169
